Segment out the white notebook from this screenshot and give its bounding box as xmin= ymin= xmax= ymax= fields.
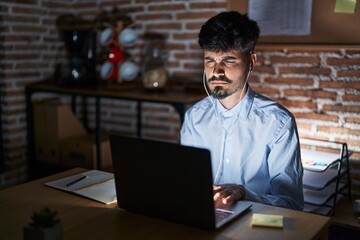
xmin=45 ymin=170 xmax=117 ymax=204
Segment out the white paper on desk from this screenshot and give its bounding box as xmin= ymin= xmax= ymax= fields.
xmin=249 ymin=0 xmax=313 ymax=36
xmin=45 ymin=170 xmax=117 ymax=204
xmin=75 ymin=179 xmax=117 ymax=204
xmin=301 ymin=149 xmax=340 ymax=171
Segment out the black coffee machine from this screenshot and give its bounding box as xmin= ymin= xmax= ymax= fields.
xmin=56 ymin=14 xmax=97 ymax=87
xmin=60 ymin=30 xmax=96 ymax=86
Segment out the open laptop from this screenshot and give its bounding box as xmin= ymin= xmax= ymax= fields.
xmin=109 ymin=134 xmax=252 ymax=230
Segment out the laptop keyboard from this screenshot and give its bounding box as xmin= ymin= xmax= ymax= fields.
xmin=215 ymin=208 xmax=234 ymax=222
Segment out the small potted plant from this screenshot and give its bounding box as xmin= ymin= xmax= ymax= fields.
xmin=23 ymin=207 xmax=63 ymax=240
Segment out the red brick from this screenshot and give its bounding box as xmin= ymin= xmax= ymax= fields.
xmin=135 ymin=0 xmax=166 ymax=3
xmin=284 ymin=89 xmax=337 ymax=100
xmin=174 ymin=52 xmax=202 ymax=60
xmin=318 ymin=126 xmax=360 ymax=136
xmin=4 ymin=72 xmax=40 ymax=79
xmin=4 ymin=53 xmax=40 ymax=60
xmin=12 ymin=6 xmax=46 ymax=15
xmin=186 ymin=22 xmax=204 ymax=30
xmin=345 ymin=49 xmax=360 ymax=55
xmin=335 ymin=138 xmax=360 ymax=149
xmin=320 ymin=81 xmax=360 ymax=89
xmin=298 ymin=133 xmax=329 ymax=142
xmin=42 ymin=0 xmax=73 ymax=8
xmin=286 ymin=48 xmax=342 ymax=54
xmin=0 ymin=5 xmax=9 ymax=12
xmin=277 ymin=99 xmax=317 ymax=109
xmin=4 ymin=35 xmax=40 ymax=42
xmin=351 ymin=152 xmax=360 ymax=160
xmin=253 ymin=66 xmax=275 ymax=74
xmin=2 ymin=89 xmax=26 ymax=97
xmin=190 ymin=2 xmax=226 ymax=9
xmin=270 ymin=56 xmax=321 ymax=64
xmin=345 ymin=117 xmax=360 ymax=124
xmin=168 ymin=61 xmax=180 ymax=68
xmin=343 ymin=94 xmax=360 ymax=102
xmin=327 ymin=57 xmax=360 ymax=66
xmin=265 ymin=77 xmax=314 ymax=86
xmin=296 ymin=122 xmax=312 ymax=130
xmin=12 ymin=25 xmax=47 ymax=33
xmin=294 ymin=112 xmax=339 ymax=122
xmin=176 ymin=11 xmax=217 ymax=20
xmin=136 ymin=13 xmax=172 ymax=21
xmin=148 ymin=3 xmax=185 ymax=11
xmin=146 ymin=23 xmax=181 ymax=30
xmin=141 ymin=32 xmax=169 ymax=40
xmin=337 ymin=70 xmax=360 ymax=77
xmin=323 ymin=104 xmax=360 ymax=113
xmin=173 ymin=32 xmax=198 ymax=40
xmin=251 ymin=86 xmax=280 ymax=97
xmin=72 ymin=2 xmax=97 ymax=8
xmin=184 ymin=62 xmax=203 ymax=69
xmin=248 ymin=75 xmax=261 ymax=83
xmin=13 ymin=44 xmax=49 ymax=51
xmin=3 ymin=15 xmax=39 ymax=23
xmin=2 ymin=0 xmax=37 ymax=4
xmin=164 ymin=43 xmax=185 ymax=50
xmin=16 ymin=62 xmax=49 ymax=69
xmin=279 ymin=67 xmax=331 ymax=76
xmin=189 ymin=43 xmax=202 ymax=51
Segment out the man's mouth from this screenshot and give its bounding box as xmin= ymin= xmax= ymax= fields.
xmin=208 ymin=76 xmax=232 ymax=84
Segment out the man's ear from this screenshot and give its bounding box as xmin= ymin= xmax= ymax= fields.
xmin=249 ymin=53 xmax=257 ymax=72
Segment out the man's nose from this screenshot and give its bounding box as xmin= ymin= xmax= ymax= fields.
xmin=213 ymin=62 xmax=225 ymax=77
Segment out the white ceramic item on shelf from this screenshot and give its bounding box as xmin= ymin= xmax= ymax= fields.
xmin=100 ymin=61 xmax=114 ymax=80
xmin=99 ymin=28 xmax=114 ymax=47
xmin=119 ymin=28 xmax=137 ymax=47
xmin=119 ymin=61 xmax=139 ymax=81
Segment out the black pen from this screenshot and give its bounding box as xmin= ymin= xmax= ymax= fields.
xmin=64 ymin=175 xmax=87 ymax=188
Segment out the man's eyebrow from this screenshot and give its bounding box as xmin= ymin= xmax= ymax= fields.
xmin=222 ymin=56 xmax=237 ymax=60
xmin=204 ymin=56 xmax=238 ymax=61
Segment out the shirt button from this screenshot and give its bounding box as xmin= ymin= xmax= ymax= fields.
xmin=225 ymin=158 xmax=230 ymax=163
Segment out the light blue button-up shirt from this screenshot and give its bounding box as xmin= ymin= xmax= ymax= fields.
xmin=180 ymin=86 xmax=304 ymax=210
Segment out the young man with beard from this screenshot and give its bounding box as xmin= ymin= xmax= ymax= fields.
xmin=180 ymin=11 xmax=304 ymax=210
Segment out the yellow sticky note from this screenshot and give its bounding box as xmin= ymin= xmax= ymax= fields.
xmin=251 ymin=213 xmax=283 ymax=228
xmin=334 ymin=0 xmax=357 ymax=13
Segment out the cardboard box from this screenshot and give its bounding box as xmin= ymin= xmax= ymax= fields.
xmin=60 ymin=134 xmax=112 ymax=169
xmin=33 ymin=99 xmax=87 ymax=165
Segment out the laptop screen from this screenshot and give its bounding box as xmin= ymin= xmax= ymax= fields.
xmin=110 ymin=134 xmax=218 ymax=229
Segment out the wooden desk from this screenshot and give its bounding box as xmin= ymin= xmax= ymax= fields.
xmin=0 ymin=168 xmax=330 ymax=240
xmin=25 ymin=80 xmax=205 ymax=174
xmin=328 ymin=197 xmax=360 ymax=240
xmin=331 ymin=197 xmax=360 ymax=230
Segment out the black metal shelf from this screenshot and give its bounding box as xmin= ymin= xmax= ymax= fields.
xmin=302 ymin=139 xmax=352 ymax=216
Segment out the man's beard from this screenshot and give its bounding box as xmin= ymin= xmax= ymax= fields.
xmin=208 ymin=75 xmax=235 ymax=99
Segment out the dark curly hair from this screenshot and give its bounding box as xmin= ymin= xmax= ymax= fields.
xmin=198 ymin=11 xmax=260 ymax=55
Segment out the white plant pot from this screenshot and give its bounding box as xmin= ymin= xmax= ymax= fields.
xmin=23 ymin=222 xmax=63 ymax=240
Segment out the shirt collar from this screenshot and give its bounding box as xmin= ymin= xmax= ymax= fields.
xmin=213 ymin=85 xmax=254 ymax=119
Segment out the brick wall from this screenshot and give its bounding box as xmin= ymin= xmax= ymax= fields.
xmin=1 ymin=1 xmax=360 ymax=196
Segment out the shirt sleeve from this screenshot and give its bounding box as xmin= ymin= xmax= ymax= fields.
xmin=180 ymin=110 xmax=194 ymax=146
xmin=243 ymin=117 xmax=304 ymax=210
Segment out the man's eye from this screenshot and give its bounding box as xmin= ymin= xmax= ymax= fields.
xmin=225 ymin=59 xmax=235 ymax=64
xmin=205 ymin=60 xmax=215 ymax=66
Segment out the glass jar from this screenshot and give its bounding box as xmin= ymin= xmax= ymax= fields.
xmin=141 ymin=48 xmax=167 ymax=90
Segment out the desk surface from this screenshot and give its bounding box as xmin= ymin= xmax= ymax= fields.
xmin=0 ymin=168 xmax=330 ymax=240
xmin=331 ymin=197 xmax=360 ymax=230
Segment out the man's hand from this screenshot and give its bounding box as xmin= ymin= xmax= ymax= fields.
xmin=213 ymin=184 xmax=246 ymax=205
